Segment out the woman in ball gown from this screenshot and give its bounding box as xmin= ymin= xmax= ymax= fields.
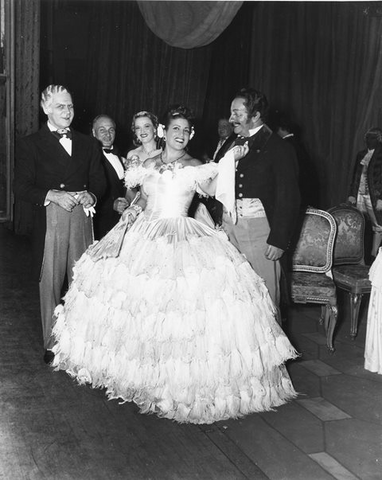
xmin=114 ymin=111 xmax=163 ymax=215
xmin=364 ymin=246 xmax=382 ymax=374
xmin=52 ymin=105 xmax=298 ymax=424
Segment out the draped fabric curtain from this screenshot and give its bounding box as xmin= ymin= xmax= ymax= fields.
xmin=84 ymin=1 xmax=213 ymax=153
xmin=137 ymin=1 xmax=243 ymax=49
xmin=83 ymin=1 xmax=250 ymax=155
xmin=14 ymin=0 xmax=40 ymax=235
xmin=248 ymin=2 xmax=382 ymax=209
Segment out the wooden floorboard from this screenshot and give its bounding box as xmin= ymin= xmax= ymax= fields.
xmin=0 ymin=225 xmax=269 ymax=480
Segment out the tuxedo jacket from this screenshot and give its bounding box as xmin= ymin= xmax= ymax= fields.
xmin=234 ymin=124 xmax=300 ymax=251
xmin=14 ymin=123 xmax=106 ymax=278
xmin=93 ymin=148 xmax=126 ymax=240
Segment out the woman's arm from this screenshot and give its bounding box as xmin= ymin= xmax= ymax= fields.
xmin=121 ymin=186 xmax=147 ymax=223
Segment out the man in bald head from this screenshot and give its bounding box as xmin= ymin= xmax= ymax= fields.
xmin=92 ymin=114 xmax=126 ymax=240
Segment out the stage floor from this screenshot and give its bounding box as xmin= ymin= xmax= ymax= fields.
xmin=0 ymin=224 xmax=380 ymax=480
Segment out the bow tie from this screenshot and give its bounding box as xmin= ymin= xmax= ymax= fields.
xmin=234 ymin=136 xmax=250 ymax=146
xmin=103 ymin=148 xmax=114 ymax=154
xmin=51 ymin=129 xmax=72 ymax=140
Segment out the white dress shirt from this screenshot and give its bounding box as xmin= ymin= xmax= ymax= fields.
xmin=103 ymin=150 xmax=125 ymax=180
xmin=47 ymin=122 xmax=72 ymax=156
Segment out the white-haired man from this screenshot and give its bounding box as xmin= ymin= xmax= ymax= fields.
xmin=14 ymin=84 xmax=106 ymax=364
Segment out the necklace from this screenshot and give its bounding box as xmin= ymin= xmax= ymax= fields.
xmin=143 ymin=144 xmax=159 ymax=158
xmin=160 ymin=150 xmax=186 ymax=165
xmin=158 ymin=151 xmax=186 ymax=174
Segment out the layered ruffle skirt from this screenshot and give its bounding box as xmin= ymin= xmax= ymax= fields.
xmin=365 ymin=247 xmax=382 ymax=374
xmin=52 ymin=215 xmax=298 ymax=424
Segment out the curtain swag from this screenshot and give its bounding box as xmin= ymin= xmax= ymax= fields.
xmin=137 ymin=1 xmax=243 ymax=49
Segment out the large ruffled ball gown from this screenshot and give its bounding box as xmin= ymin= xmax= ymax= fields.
xmin=364 ymin=247 xmax=382 ymax=374
xmin=52 ymin=162 xmax=298 ymax=424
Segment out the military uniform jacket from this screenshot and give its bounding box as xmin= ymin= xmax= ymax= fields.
xmin=235 ymin=124 xmax=300 ymax=251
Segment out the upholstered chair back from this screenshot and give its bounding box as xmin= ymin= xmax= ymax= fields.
xmin=292 ymin=208 xmax=337 ymax=274
xmin=328 ymin=204 xmax=365 ymax=266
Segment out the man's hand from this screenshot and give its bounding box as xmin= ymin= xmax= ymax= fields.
xmin=348 ymin=196 xmax=356 ymax=205
xmin=232 ymin=142 xmax=249 ymax=161
xmin=76 ymin=191 xmax=96 ymax=208
xmin=46 ymin=190 xmax=79 ymax=212
xmin=376 ymin=199 xmax=382 ymax=211
xmin=265 ymin=245 xmax=284 ymax=261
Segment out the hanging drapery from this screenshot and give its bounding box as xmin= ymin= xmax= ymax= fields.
xmin=137 ymin=1 xmax=243 ymax=49
xmin=14 ymin=0 xmax=40 ymax=235
xmin=84 ymin=0 xmax=215 ymax=155
xmin=15 ymin=0 xmax=40 ymax=137
xmin=248 ymin=2 xmax=382 ymax=209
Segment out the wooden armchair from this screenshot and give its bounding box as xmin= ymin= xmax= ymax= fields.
xmin=289 ymin=208 xmax=338 ymax=351
xmin=328 ymin=204 xmax=371 ymax=339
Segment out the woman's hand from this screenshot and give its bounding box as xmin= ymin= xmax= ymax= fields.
xmin=121 ymin=205 xmax=142 ymax=223
xmin=113 ymin=197 xmax=129 ymax=214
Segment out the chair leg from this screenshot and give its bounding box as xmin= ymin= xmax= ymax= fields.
xmin=319 ymin=305 xmax=326 ymax=325
xmin=324 ymin=304 xmax=338 ymax=352
xmin=349 ymin=293 xmax=363 ymax=339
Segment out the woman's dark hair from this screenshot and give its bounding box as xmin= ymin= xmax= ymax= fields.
xmin=131 ymin=111 xmax=159 ymax=146
xmin=162 ymin=104 xmax=195 ymax=130
xmin=235 ymin=87 xmax=269 ymax=122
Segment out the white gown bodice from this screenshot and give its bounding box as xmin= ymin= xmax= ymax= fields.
xmin=144 ymin=170 xmax=195 ymax=221
xmin=126 ymin=163 xmax=218 ymax=222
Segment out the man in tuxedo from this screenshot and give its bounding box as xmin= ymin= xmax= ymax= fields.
xmin=212 ymin=118 xmax=235 ymax=162
xmin=348 ymin=127 xmax=382 ymax=258
xmin=14 ymin=84 xmax=106 ymax=364
xmin=92 ymin=114 xmax=126 ymax=240
xmin=222 ymin=87 xmax=300 ymax=319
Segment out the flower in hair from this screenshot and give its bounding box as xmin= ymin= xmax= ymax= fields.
xmin=157 ymin=124 xmax=165 ymax=139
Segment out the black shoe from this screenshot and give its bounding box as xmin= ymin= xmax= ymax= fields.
xmin=43 ymin=350 xmax=55 ymax=365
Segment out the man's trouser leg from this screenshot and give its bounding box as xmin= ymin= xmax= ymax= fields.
xmin=223 ymin=214 xmax=281 ymax=315
xmin=39 ymin=204 xmax=93 ymax=349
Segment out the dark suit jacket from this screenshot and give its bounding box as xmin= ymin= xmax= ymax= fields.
xmin=14 ymin=123 xmax=106 ymax=278
xmin=93 ymin=148 xmax=126 ymax=240
xmin=235 ymin=124 xmax=300 ymax=251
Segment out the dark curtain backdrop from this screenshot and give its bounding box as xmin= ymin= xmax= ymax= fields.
xmin=14 ymin=0 xmax=40 ymax=235
xmin=81 ymin=1 xmax=250 ymax=156
xmin=249 ymin=2 xmax=382 ymax=209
